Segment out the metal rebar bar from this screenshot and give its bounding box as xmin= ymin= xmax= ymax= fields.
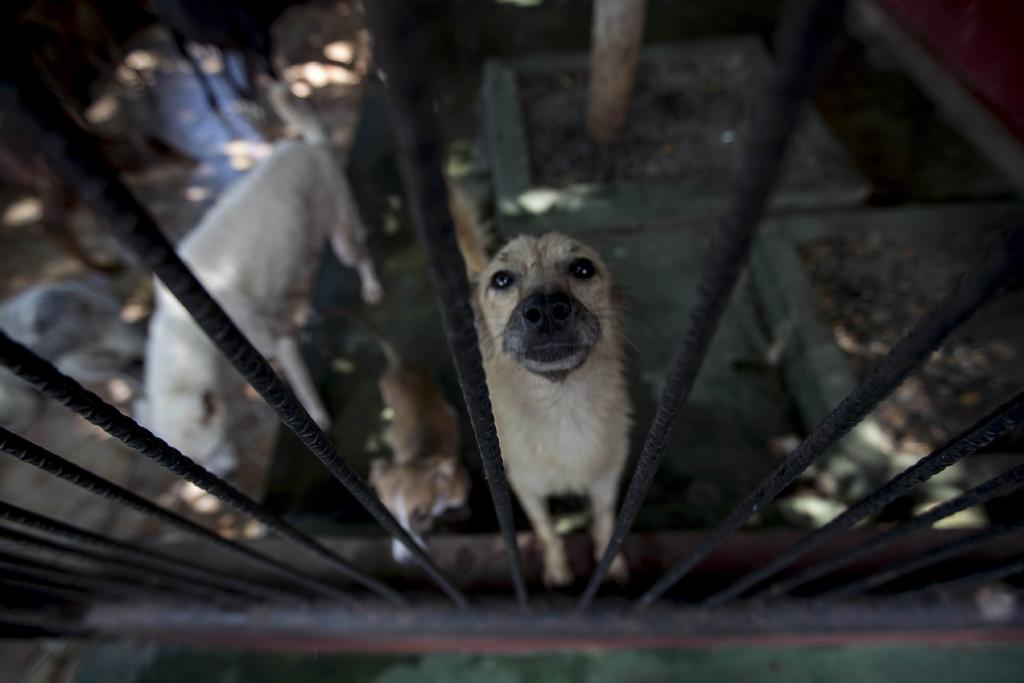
xmin=0 ymin=577 xmax=94 ymax=605
xmin=0 ymin=523 xmax=249 ymax=606
xmin=0 ymin=500 xmax=282 ymax=603
xmin=816 ymin=517 xmax=1024 ymax=602
xmin=364 ymin=0 xmax=528 ymax=608
xmin=0 ymin=332 xmax=403 ymax=606
xmin=0 ymin=64 xmax=465 ymax=608
xmin=578 ymin=0 xmax=851 ymax=608
xmin=0 ymin=427 xmax=344 ymax=603
xmin=764 ymin=462 xmax=1024 ymax=598
xmin=0 ymin=550 xmax=170 ymax=603
xmin=704 ymin=392 xmax=1024 ymax=606
xmin=898 ymin=553 xmax=1024 ymax=598
xmin=639 ymin=223 xmax=1024 ymax=607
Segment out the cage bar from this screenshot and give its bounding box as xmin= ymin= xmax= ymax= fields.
xmin=817 ymin=517 xmax=1024 ymax=601
xmin=0 ymin=427 xmax=342 ymax=603
xmin=705 ymin=391 xmax=1024 ymax=606
xmin=0 ymin=500 xmax=286 ymax=603
xmin=0 ymin=70 xmax=466 ymax=608
xmin=364 ymin=0 xmax=529 ymax=607
xmin=579 ymin=0 xmax=852 ymax=606
xmin=0 ymin=331 xmax=403 ymax=605
xmin=0 ymin=524 xmax=249 ymax=606
xmin=762 ymin=463 xmax=1024 ymax=599
xmin=640 ymin=223 xmax=1024 ymax=606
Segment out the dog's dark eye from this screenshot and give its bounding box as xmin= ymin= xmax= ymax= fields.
xmin=569 ymin=258 xmax=596 ymax=280
xmin=412 ymin=506 xmax=430 ymax=522
xmin=490 ymin=270 xmax=516 ymax=290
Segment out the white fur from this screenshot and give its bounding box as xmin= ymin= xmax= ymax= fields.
xmin=143 ymin=85 xmax=382 ymax=477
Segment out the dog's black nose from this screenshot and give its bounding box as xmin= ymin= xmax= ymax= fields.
xmin=521 ymin=292 xmax=573 ymax=332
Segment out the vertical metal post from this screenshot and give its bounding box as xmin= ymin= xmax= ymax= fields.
xmin=365 ymin=0 xmax=529 ymax=607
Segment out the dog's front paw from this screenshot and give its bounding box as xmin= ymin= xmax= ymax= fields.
xmin=607 ymin=553 xmax=630 ymax=585
xmin=543 ymin=555 xmax=573 ymax=588
xmin=361 ymin=280 xmax=384 ymax=305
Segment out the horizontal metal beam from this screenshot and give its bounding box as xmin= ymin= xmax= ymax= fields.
xmin=74 ymin=598 xmax=1024 ymax=652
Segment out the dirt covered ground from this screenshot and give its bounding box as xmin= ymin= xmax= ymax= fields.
xmin=802 ymin=227 xmax=1024 ymax=456
xmin=519 ymin=43 xmax=840 ymax=189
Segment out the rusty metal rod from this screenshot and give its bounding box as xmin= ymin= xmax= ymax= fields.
xmin=580 ymin=0 xmax=852 ymax=607
xmin=0 ymin=549 xmax=173 ymax=603
xmin=364 ymin=0 xmax=528 ymax=607
xmin=816 ymin=517 xmax=1024 ymax=601
xmin=0 ymin=427 xmax=343 ymax=603
xmin=706 ymin=391 xmax=1024 ymax=606
xmin=0 ymin=523 xmax=249 ymax=606
xmin=0 ymin=500 xmax=282 ymax=603
xmin=0 ymin=67 xmax=465 ymax=608
xmin=0 ymin=331 xmax=404 ymax=605
xmin=897 ymin=553 xmax=1024 ymax=598
xmin=640 ymin=222 xmax=1024 ymax=606
xmin=764 ymin=462 xmax=1024 ymax=599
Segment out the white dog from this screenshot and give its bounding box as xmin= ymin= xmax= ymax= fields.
xmin=143 ymin=83 xmax=382 ymax=477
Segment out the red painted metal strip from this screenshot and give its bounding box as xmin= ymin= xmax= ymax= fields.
xmin=876 ymin=0 xmax=1024 ymax=140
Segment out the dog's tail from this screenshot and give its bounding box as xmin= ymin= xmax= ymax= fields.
xmin=318 ymin=307 xmax=401 ymax=369
xmin=268 ymin=80 xmax=329 ymax=145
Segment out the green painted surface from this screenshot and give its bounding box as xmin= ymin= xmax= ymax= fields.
xmin=78 ymin=642 xmax=1024 ymax=683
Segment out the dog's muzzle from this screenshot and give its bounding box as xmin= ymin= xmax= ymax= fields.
xmin=503 ymin=290 xmax=601 ymax=379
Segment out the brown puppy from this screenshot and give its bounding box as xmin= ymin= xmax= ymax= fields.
xmin=469 ymin=232 xmax=632 ymax=587
xmin=356 ymin=318 xmax=471 ymax=564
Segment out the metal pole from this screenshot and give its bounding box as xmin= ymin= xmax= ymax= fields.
xmin=0 ymin=332 xmax=403 ymax=606
xmin=0 ymin=500 xmax=285 ymax=603
xmin=0 ymin=428 xmax=342 ymax=603
xmin=763 ymin=462 xmax=1024 ymax=599
xmin=0 ymin=64 xmax=465 ymax=608
xmin=639 ymin=223 xmax=1024 ymax=606
xmin=580 ymin=0 xmax=852 ymax=607
xmin=706 ymin=392 xmax=1024 ymax=605
xmin=364 ymin=0 xmax=529 ymax=607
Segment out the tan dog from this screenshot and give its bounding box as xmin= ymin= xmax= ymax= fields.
xmin=468 ymin=231 xmax=632 ymax=587
xmin=353 ymin=316 xmax=471 ymax=564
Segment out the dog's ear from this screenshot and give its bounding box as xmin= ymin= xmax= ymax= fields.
xmin=447 ymin=177 xmax=507 ymax=276
xmin=449 ymin=181 xmax=489 ymax=275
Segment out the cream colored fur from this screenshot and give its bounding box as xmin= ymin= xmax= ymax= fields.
xmin=473 ymin=233 xmax=631 ymax=586
xmin=144 ymin=83 xmax=382 ymax=477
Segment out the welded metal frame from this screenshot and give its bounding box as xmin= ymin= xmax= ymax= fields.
xmin=1 ymin=0 xmax=1023 ymax=642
